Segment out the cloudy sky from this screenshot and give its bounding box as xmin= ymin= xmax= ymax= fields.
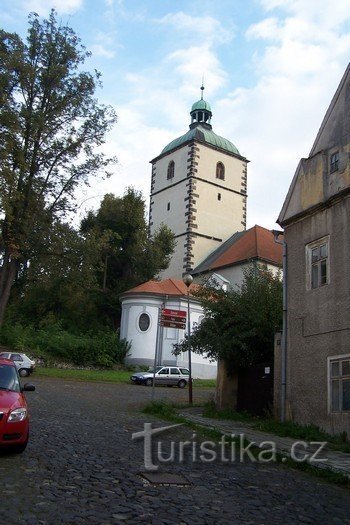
xmin=2 ymin=0 xmax=350 ymax=229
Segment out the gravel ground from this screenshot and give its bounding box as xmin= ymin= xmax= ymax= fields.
xmin=0 ymin=376 xmax=349 ymax=525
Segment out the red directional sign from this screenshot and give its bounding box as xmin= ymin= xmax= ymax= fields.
xmin=162 ymin=309 xmax=186 ymax=317
xmin=160 ymin=308 xmax=187 ymax=328
xmin=161 ymin=321 xmax=186 ymax=329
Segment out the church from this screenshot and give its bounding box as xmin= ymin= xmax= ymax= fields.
xmin=149 ymin=85 xmax=248 ymax=278
xmin=120 ymin=87 xmax=282 ymax=378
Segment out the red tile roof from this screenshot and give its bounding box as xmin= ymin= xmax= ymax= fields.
xmin=122 ymin=278 xmax=199 ymax=297
xmin=193 ymin=225 xmax=283 ymax=273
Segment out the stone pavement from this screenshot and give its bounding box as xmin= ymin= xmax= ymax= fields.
xmin=1 ymin=377 xmax=350 ymax=524
xmin=178 ymin=407 xmax=350 ymax=479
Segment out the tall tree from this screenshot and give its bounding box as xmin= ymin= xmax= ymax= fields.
xmin=174 ymin=265 xmax=283 ymax=370
xmin=0 ymin=10 xmax=117 ymax=324
xmin=8 ymin=221 xmax=103 ymax=331
xmin=81 ymin=188 xmax=175 ymax=326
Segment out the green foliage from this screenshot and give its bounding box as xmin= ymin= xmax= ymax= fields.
xmin=35 ymin=367 xmax=132 ymax=382
xmin=80 ymin=188 xmax=175 ymax=325
xmin=174 ymin=265 xmax=283 ymax=370
xmin=0 ymin=9 xmax=117 ymax=323
xmin=0 ymin=322 xmax=130 ymax=368
xmin=143 ymin=401 xmax=180 ymax=419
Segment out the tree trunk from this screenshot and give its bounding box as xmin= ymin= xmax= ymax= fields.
xmin=215 ymin=359 xmax=238 ymax=410
xmin=0 ymin=251 xmax=18 ymax=326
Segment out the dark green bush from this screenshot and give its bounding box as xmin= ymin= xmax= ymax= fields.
xmin=0 ymin=323 xmax=131 ymax=368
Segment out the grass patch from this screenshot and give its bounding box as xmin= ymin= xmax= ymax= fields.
xmin=142 ymin=401 xmax=224 ymax=441
xmin=193 ymin=379 xmax=216 ymax=388
xmin=203 ymin=402 xmax=350 ymax=454
xmin=34 ymin=367 xmax=216 ymax=388
xmin=35 ymin=367 xmax=131 ymax=383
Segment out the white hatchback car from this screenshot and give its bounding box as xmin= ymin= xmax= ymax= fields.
xmin=0 ymin=352 xmax=36 ymax=377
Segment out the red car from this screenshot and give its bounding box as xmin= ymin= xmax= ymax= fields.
xmin=0 ymin=358 xmax=35 ymax=453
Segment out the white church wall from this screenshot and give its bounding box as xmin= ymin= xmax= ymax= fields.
xmin=195 ymin=179 xmax=244 ymax=242
xmin=193 ymin=262 xmax=282 ymax=290
xmin=121 ymin=294 xmax=217 ymax=379
xmin=151 ymin=146 xmax=190 ymax=194
xmin=120 ymin=296 xmax=160 ymax=365
xmin=150 ymin=182 xmax=187 ymax=234
xmin=197 ymin=145 xmax=245 ymax=193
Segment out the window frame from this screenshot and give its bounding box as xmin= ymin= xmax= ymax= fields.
xmin=330 ymin=151 xmax=339 ymax=173
xmin=328 ymin=354 xmax=350 ymax=413
xmin=167 ymin=160 xmax=175 ymax=180
xmin=216 ymin=162 xmax=225 ymax=180
xmin=305 ymin=236 xmax=330 ymax=290
xmin=138 ymin=312 xmax=151 ymax=333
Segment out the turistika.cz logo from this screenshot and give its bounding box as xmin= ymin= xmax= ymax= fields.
xmin=132 ymin=423 xmax=328 ymax=472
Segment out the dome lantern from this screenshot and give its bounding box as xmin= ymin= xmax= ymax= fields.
xmin=190 ymin=84 xmax=212 ymax=128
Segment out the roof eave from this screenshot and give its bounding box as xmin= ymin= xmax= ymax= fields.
xmin=151 ymin=138 xmax=249 ymax=164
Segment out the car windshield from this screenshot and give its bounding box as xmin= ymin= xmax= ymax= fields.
xmin=147 ymin=366 xmax=163 ymax=373
xmin=0 ymin=365 xmax=21 ymax=392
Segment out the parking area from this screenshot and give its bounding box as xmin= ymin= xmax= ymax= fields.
xmin=1 ymin=376 xmax=349 ymax=524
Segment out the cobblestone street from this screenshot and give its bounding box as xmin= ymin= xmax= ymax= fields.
xmin=1 ymin=377 xmax=349 ymax=524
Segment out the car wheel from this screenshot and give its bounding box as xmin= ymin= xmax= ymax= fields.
xmin=19 ymin=368 xmax=29 ymax=377
xmin=178 ymin=379 xmax=186 ymax=389
xmin=145 ymin=378 xmax=153 ymax=386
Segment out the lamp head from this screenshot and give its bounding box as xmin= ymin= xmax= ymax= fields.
xmin=183 ymin=273 xmax=193 ymax=287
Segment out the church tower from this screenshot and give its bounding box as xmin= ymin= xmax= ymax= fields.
xmin=149 ymin=87 xmax=248 ymax=278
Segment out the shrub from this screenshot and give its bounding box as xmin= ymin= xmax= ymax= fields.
xmin=0 ymin=323 xmax=131 ymax=368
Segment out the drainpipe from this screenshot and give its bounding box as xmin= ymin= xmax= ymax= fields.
xmin=273 ymin=230 xmax=287 ymax=423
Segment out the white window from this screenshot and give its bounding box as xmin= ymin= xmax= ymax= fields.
xmin=306 ymin=236 xmax=329 ymax=290
xmin=329 ymin=355 xmax=350 ymax=412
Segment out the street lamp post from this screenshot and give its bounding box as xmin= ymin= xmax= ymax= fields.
xmin=273 ymin=229 xmax=287 ymax=423
xmin=183 ymin=273 xmax=193 ymax=405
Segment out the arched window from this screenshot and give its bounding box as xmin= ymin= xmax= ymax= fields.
xmin=216 ymin=162 xmax=225 ymax=180
xmin=167 ymin=161 xmax=175 ymax=179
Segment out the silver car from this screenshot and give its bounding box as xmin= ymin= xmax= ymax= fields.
xmin=130 ymin=366 xmax=190 ymax=388
xmin=0 ymin=352 xmax=36 ymax=377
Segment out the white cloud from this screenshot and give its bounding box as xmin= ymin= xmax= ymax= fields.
xmin=166 ymin=45 xmax=228 ymax=96
xmin=90 ymin=44 xmax=115 ymax=59
xmin=90 ymin=31 xmax=120 ymax=59
xmin=155 ymin=11 xmax=234 ymax=46
xmin=214 ymin=0 xmax=350 ymax=228
xmin=23 ymin=0 xmax=83 ymax=16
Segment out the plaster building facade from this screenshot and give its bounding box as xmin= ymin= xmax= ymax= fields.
xmin=277 ymin=63 xmax=350 ymax=435
xmin=120 ymin=278 xmax=216 ymax=379
xmin=149 ymin=87 xmax=248 ymax=279
xmin=192 ymin=224 xmax=282 ymax=286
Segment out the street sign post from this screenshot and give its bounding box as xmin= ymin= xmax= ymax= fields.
xmin=160 ymin=309 xmax=186 ymax=329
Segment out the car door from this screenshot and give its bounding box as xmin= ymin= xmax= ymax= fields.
xmin=156 ymin=367 xmax=170 ymax=385
xmin=10 ymin=353 xmax=23 ymax=370
xmin=169 ymin=367 xmax=181 ymax=386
